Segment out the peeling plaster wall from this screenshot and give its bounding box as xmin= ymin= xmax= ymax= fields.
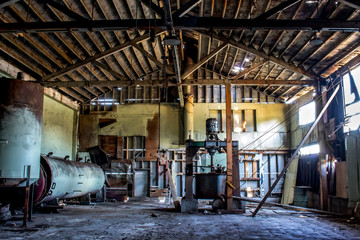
xmin=84 ymin=104 xmax=183 ymax=150
xmin=41 ymin=95 xmax=77 ymax=160
xmin=80 ymin=102 xmax=290 ymax=151
xmin=192 ymin=103 xmax=290 ymax=150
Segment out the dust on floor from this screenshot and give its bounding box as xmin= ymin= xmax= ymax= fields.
xmin=1 ymin=198 xmax=359 ymax=240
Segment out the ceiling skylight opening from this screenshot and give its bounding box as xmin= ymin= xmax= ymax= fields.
xmin=232 ymin=66 xmax=243 ymax=73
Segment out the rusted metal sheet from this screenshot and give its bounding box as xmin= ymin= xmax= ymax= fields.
xmin=0 ymin=78 xmax=44 ymax=186
xmin=34 ymin=155 xmax=105 ymax=204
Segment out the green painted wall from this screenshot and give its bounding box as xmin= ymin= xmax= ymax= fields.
xmin=41 ymin=95 xmax=77 ymax=159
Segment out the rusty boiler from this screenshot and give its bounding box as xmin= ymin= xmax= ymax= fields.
xmin=34 ymin=155 xmax=105 ymax=204
xmin=0 ymin=78 xmax=44 ymax=187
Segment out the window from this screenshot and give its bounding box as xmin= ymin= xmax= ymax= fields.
xmin=299 ymin=144 xmax=320 ymax=156
xmin=299 ymin=101 xmax=315 ymax=125
xmin=343 ymin=66 xmax=360 ymax=132
xmin=210 ymin=109 xmax=257 ymax=132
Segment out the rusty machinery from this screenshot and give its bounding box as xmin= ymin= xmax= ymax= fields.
xmin=0 ymin=77 xmax=105 ymax=225
xmin=181 ymin=118 xmax=241 ymax=213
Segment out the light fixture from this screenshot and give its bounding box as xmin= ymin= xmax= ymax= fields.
xmin=310 ymin=33 xmax=323 ymax=46
xmin=162 ymin=35 xmax=181 ymax=46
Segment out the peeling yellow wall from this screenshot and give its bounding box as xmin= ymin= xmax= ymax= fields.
xmin=81 ymin=102 xmax=290 ymax=151
xmin=193 ymin=103 xmax=290 ymax=150
xmin=41 ymin=95 xmax=77 ymax=159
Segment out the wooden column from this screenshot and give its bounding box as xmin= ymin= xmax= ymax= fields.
xmin=317 ymin=91 xmax=328 ymax=210
xmin=226 ymin=81 xmax=233 ymax=210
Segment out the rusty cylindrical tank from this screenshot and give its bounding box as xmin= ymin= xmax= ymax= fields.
xmin=34 ymin=155 xmax=105 ymax=204
xmin=0 ymin=78 xmax=44 ymax=187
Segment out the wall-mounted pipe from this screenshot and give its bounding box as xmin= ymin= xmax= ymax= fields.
xmin=34 ymin=155 xmax=105 ymax=204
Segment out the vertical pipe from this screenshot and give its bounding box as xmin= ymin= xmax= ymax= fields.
xmin=226 ymin=82 xmax=233 ymax=210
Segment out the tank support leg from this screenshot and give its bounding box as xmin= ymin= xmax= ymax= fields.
xmin=23 ymin=165 xmax=31 ymax=227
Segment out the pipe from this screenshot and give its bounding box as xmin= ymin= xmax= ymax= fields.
xmin=34 ymin=155 xmax=105 ymax=204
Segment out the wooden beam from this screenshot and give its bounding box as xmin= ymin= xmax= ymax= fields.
xmin=198 ymin=31 xmax=317 ymax=79
xmin=230 ymin=60 xmax=267 ymax=80
xmin=252 ymin=85 xmax=340 ymax=217
xmin=255 ymin=0 xmax=301 ymax=20
xmin=92 ymin=61 xmax=128 ymax=80
xmin=0 ymin=0 xmax=21 ymax=9
xmin=139 ymin=0 xmax=164 ymax=17
xmin=43 ymin=79 xmax=315 ymax=88
xmin=181 ymin=42 xmax=228 ymax=79
xmin=131 ymin=43 xmax=173 ymax=74
xmin=225 ymin=81 xmax=233 ymax=211
xmin=41 ymin=31 xmax=166 ymax=81
xmin=173 ymin=0 xmax=203 ymax=18
xmin=339 ymin=0 xmax=360 ymax=10
xmin=45 ymin=0 xmax=89 ymax=21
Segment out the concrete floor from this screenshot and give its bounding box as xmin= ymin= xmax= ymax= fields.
xmin=1 ymin=198 xmax=360 ymax=240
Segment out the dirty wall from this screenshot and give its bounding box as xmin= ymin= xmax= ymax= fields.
xmin=41 ymin=95 xmax=78 ymax=160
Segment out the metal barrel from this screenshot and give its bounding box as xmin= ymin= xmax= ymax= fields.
xmin=195 ymin=173 xmax=226 ymax=199
xmin=34 ymin=155 xmax=105 ymax=204
xmin=0 ymin=78 xmax=44 ymax=187
xmin=206 ymin=118 xmax=219 ymax=135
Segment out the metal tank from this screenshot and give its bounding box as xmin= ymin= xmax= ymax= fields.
xmin=34 ymin=155 xmax=105 ymax=204
xmin=0 ymin=78 xmax=44 ymax=187
xmin=195 ymin=173 xmax=226 ymax=199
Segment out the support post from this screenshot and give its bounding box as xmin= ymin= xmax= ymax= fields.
xmin=23 ymin=165 xmax=31 ymax=227
xmin=317 ymin=89 xmax=328 ymax=210
xmin=182 ymin=142 xmax=199 ymax=212
xmin=225 ymin=81 xmax=233 ymax=210
xmin=251 ymin=85 xmax=340 ymax=217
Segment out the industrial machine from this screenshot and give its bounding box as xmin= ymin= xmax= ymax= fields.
xmin=0 ymin=77 xmax=105 ymax=224
xmin=34 ymin=154 xmax=105 ymax=205
xmin=181 ymin=118 xmax=241 ymax=213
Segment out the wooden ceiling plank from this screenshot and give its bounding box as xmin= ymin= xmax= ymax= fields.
xmin=230 ymin=60 xmax=267 ymax=80
xmin=1 ymin=34 xmax=54 ymax=73
xmin=219 ymin=45 xmax=230 ymax=74
xmin=41 ymin=31 xmax=163 ymax=81
xmin=182 ymin=42 xmax=228 ymax=79
xmin=0 ymin=41 xmax=44 ymax=78
xmin=227 ymin=49 xmax=239 ymax=77
xmin=139 ymin=0 xmax=164 ymax=17
xmin=199 ymin=31 xmax=317 ymax=79
xmin=256 ymin=0 xmax=301 ymax=20
xmin=173 ymin=0 xmax=203 ymax=18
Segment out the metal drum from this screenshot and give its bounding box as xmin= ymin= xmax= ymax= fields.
xmin=206 ymin=118 xmax=219 ymax=135
xmin=34 ymin=155 xmax=105 ymax=204
xmin=0 ymin=78 xmax=43 ymax=187
xmin=195 ymin=173 xmax=226 ymax=199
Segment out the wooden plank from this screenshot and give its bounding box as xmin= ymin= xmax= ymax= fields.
xmin=167 ymin=168 xmax=181 ymax=210
xmin=145 ymin=113 xmax=160 ymax=160
xmin=226 ymin=81 xmax=233 ymax=210
xmin=117 ymin=137 xmax=123 ymax=159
